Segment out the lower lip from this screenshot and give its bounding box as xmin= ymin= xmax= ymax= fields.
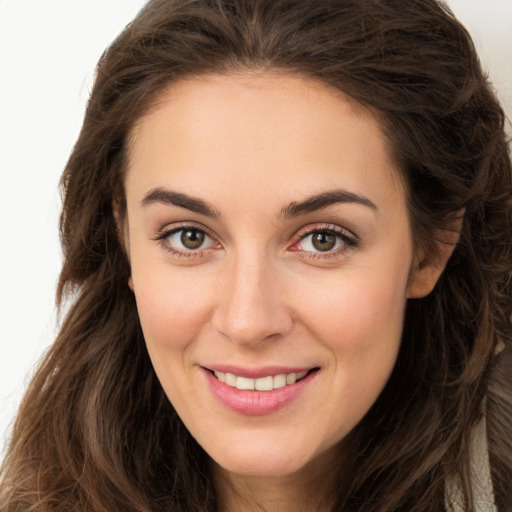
xmin=204 ymin=369 xmax=316 ymax=416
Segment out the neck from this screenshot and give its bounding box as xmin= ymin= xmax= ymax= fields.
xmin=214 ymin=449 xmax=340 ymax=512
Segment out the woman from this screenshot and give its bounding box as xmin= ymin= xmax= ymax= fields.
xmin=1 ymin=0 xmax=511 ymax=510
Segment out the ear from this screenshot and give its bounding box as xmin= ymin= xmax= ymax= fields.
xmin=407 ymin=212 xmax=463 ymax=299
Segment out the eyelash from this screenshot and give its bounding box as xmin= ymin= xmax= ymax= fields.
xmin=153 ymin=223 xmax=358 ymax=260
xmin=153 ymin=223 xmax=219 ymax=258
xmin=291 ymin=224 xmax=358 ymax=260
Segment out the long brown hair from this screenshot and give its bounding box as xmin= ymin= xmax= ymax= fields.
xmin=1 ymin=1 xmax=511 ymax=511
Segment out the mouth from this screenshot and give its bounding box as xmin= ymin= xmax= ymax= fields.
xmin=206 ymin=368 xmax=319 ymax=391
xmin=203 ymin=366 xmax=320 ymax=415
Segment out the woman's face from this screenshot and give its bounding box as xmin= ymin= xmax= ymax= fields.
xmin=124 ymin=73 xmax=417 ymax=478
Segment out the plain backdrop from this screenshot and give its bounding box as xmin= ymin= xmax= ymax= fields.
xmin=1 ymin=0 xmax=511 ymax=458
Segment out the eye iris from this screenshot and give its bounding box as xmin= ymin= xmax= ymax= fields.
xmin=312 ymin=231 xmax=336 ymax=251
xmin=181 ymin=229 xmax=205 ymax=249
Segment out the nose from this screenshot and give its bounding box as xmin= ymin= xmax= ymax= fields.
xmin=212 ymin=254 xmax=293 ymax=346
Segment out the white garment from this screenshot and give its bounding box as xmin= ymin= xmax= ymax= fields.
xmin=444 ymin=407 xmax=497 ymax=512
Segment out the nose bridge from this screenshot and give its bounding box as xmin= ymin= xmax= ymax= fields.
xmin=213 ymin=249 xmax=292 ymax=346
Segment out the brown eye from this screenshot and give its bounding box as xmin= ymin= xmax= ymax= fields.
xmin=160 ymin=226 xmax=218 ymax=255
xmin=295 ymin=227 xmax=356 ymax=256
xmin=311 ymin=231 xmax=337 ymax=251
xmin=180 ymin=229 xmax=205 ymax=249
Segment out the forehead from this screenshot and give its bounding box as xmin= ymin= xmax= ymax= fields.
xmin=125 ymin=72 xmax=405 ymax=211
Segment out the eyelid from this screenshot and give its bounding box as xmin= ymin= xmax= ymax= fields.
xmin=153 ymin=221 xmax=216 ymax=241
xmin=294 ymin=223 xmax=358 ymax=242
xmin=152 ymin=221 xmax=221 ymax=256
xmin=290 ymin=223 xmax=358 ymax=255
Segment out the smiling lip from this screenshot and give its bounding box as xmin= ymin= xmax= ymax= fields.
xmin=202 ymin=366 xmax=318 ymax=415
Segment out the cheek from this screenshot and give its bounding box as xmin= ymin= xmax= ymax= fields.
xmin=131 ymin=265 xmax=216 ymax=355
xmin=302 ymin=264 xmax=409 ymax=352
xmin=130 ymin=267 xmax=220 ymax=414
xmin=297 ymin=257 xmax=410 ymax=423
xmin=297 ymin=271 xmax=408 ymax=444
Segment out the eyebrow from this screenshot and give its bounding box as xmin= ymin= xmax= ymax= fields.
xmin=280 ymin=189 xmax=377 ymax=219
xmin=140 ymin=187 xmax=377 ymax=219
xmin=141 ymin=187 xmax=220 ymax=218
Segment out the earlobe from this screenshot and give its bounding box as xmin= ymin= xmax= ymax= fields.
xmin=128 ymin=276 xmax=135 ymax=292
xmin=407 ymin=212 xmax=463 ymax=299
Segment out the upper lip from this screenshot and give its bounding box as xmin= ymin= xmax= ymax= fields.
xmin=202 ymin=365 xmax=316 ymax=379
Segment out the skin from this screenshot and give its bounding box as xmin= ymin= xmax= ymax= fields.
xmin=123 ymin=72 xmax=450 ymax=511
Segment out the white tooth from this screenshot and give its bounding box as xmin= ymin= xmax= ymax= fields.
xmin=255 ymin=376 xmax=273 ymax=391
xmin=286 ymin=373 xmax=297 ymax=385
xmin=236 ymin=376 xmax=255 ymax=390
xmin=225 ymin=373 xmax=237 ymax=387
xmin=214 ymin=371 xmax=226 ymax=382
xmin=273 ymin=374 xmax=287 ymax=389
xmin=219 ymin=371 xmax=307 ymax=390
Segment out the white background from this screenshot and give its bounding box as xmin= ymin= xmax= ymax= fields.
xmin=1 ymin=0 xmax=511 ymax=458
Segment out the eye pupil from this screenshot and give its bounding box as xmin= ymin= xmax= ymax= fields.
xmin=181 ymin=229 xmax=205 ymax=249
xmin=312 ymin=231 xmax=336 ymax=251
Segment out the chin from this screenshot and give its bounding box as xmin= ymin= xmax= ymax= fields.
xmin=208 ymin=438 xmax=333 ymax=478
xmin=216 ymin=456 xmax=308 ymax=478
